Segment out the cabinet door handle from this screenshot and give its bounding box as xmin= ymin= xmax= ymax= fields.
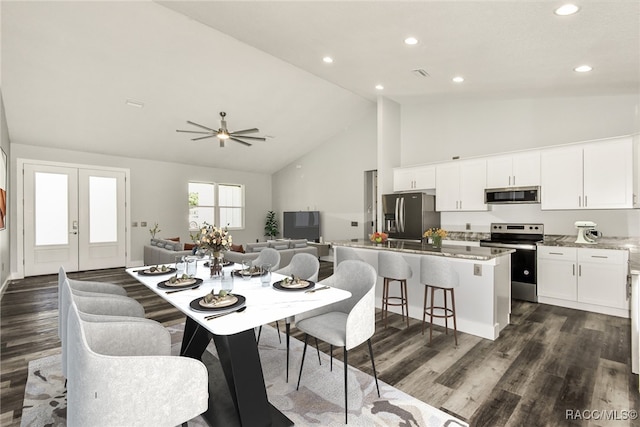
xmin=591 ymin=255 xmax=608 ymax=259
xmin=578 ymin=265 xmax=582 ymax=276
xmin=573 ymin=264 xmax=575 ymax=276
xmin=585 ymin=195 xmax=588 ymax=207
xmin=459 ymin=200 xmax=462 ymax=210
xmin=578 ymin=196 xmax=581 ymax=207
xmin=549 ymin=252 xmax=564 ymax=255
xmin=512 ymin=175 xmax=516 ymax=186
xmin=508 ymin=176 xmax=511 ymax=186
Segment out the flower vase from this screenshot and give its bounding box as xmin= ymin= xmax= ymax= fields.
xmin=432 ymin=236 xmax=442 ymax=248
xmin=210 ymin=252 xmax=223 ymax=277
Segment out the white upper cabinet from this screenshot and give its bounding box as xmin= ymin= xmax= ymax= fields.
xmin=436 ymin=159 xmax=488 ymax=211
xmin=393 ymin=165 xmax=436 ymax=192
xmin=541 ymin=136 xmax=636 ymax=210
xmin=486 ymin=151 xmax=540 ymax=188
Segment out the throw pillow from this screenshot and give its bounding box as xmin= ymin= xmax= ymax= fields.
xmin=272 ymin=244 xmax=288 ymax=250
xmin=184 ymin=243 xmax=196 ymax=250
xmin=231 ymin=244 xmax=245 ymax=253
xmin=289 ymin=239 xmax=307 ymax=249
xmin=165 ymin=237 xmax=180 ymax=242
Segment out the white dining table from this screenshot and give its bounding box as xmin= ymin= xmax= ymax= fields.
xmin=126 ymin=260 xmax=351 ymax=427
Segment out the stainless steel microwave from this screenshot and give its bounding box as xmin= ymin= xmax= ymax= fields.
xmin=484 ymin=186 xmax=540 ymax=204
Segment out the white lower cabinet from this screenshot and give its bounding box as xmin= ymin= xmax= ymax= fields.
xmin=538 ymin=246 xmax=629 ymax=316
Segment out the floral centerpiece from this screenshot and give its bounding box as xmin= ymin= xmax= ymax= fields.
xmin=196 ymin=223 xmax=232 ymax=276
xmin=423 ymin=228 xmax=447 ymax=248
xmin=370 ymin=231 xmax=388 ymax=244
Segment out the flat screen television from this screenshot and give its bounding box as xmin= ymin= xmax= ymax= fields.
xmin=283 ymin=211 xmax=320 ymax=242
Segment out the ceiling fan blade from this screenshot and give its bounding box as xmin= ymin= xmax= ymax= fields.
xmin=230 ymin=137 xmax=252 ymax=147
xmin=187 ymin=121 xmax=218 ymax=132
xmin=231 ymin=135 xmax=266 ymax=141
xmin=229 ymin=128 xmax=259 ymax=135
xmin=177 ymin=130 xmax=212 ymax=134
xmin=192 ymin=135 xmax=216 ymax=141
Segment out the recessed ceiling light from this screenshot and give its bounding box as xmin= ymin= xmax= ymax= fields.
xmin=555 ymin=4 xmax=580 ymax=15
xmin=574 ymin=65 xmax=593 ymax=72
xmin=452 ymin=76 xmax=464 ymax=83
xmin=375 ymin=84 xmax=384 ymax=90
xmin=404 ymin=37 xmax=419 ymax=45
xmin=125 ymin=99 xmax=144 ymax=108
xmin=322 ymin=56 xmax=334 ymax=64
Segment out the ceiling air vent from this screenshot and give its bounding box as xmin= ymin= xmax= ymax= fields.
xmin=412 ymin=69 xmax=430 ymax=78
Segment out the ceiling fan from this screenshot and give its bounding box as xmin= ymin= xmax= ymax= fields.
xmin=176 ymin=111 xmax=266 ymax=147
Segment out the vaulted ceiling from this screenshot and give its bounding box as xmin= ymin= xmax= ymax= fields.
xmin=2 ymin=1 xmax=638 ymax=174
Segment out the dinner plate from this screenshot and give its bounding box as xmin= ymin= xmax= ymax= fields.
xmin=189 ymin=294 xmax=246 ymax=312
xmin=203 ymin=261 xmax=234 ymax=268
xmin=272 ymin=279 xmax=315 ymax=292
xmin=138 ymin=267 xmax=177 ymax=276
xmin=157 ymin=277 xmax=203 ymax=290
xmin=232 ymin=268 xmax=265 ymax=277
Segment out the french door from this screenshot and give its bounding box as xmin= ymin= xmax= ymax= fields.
xmin=23 ymin=163 xmax=126 ymax=276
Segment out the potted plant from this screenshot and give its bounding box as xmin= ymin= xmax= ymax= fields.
xmin=264 ymin=210 xmax=279 ymax=239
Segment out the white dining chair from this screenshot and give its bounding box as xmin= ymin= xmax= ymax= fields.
xmin=295 ymin=260 xmax=380 ymax=423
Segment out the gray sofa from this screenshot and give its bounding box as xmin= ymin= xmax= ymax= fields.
xmin=143 ymin=238 xmax=192 ymax=265
xmin=223 ymin=239 xmax=318 ymax=268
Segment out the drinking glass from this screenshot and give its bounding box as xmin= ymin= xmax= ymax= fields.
xmin=260 ymin=264 xmax=271 ymax=287
xmin=185 ymin=257 xmax=197 ymax=276
xmin=175 ymin=255 xmax=185 ymax=275
xmin=221 ymin=270 xmax=234 ymax=292
xmin=241 ymin=260 xmax=252 ymax=281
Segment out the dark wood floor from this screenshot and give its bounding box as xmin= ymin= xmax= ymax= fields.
xmin=2 ymin=263 xmax=639 ymax=426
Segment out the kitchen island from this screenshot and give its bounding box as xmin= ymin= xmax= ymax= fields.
xmin=330 ymin=240 xmax=514 ymax=340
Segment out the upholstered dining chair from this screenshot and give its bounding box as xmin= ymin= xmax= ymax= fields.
xmin=66 ymin=300 xmax=209 ymax=427
xmin=258 ymin=253 xmax=321 ymax=381
xmin=59 ymin=274 xmax=146 ymax=378
xmin=295 ymin=260 xmax=380 ymax=423
xmin=251 ymin=247 xmax=281 ymax=271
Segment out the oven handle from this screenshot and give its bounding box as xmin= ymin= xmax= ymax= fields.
xmin=480 ymin=241 xmax=538 ymax=251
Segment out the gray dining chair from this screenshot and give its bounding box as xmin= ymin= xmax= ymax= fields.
xmin=66 ymin=300 xmax=209 ymax=427
xmin=59 ymin=273 xmax=145 ymax=378
xmin=258 ymin=253 xmax=320 ymax=381
xmin=295 ymin=260 xmax=380 ymax=423
xmin=251 ymin=247 xmax=281 ymax=270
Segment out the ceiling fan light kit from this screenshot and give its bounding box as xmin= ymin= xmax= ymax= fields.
xmin=176 ymin=111 xmax=265 ymax=147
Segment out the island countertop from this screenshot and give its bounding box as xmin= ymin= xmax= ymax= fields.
xmin=329 ymin=239 xmax=513 ymax=261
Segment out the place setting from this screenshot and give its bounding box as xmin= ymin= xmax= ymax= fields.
xmin=137 ymin=265 xmax=177 ymax=276
xmin=189 ymin=289 xmax=247 ymax=320
xmin=272 ymin=275 xmax=315 ymax=292
xmin=157 ymin=274 xmax=203 ymax=293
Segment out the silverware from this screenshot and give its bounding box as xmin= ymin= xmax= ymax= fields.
xmin=166 ymin=285 xmax=200 ymax=294
xmin=305 ymin=286 xmax=330 ymax=294
xmin=205 ymin=306 xmax=247 ymax=320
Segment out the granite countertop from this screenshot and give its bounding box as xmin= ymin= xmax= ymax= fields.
xmin=541 ymin=235 xmax=640 ymax=274
xmin=329 ymin=239 xmax=513 ymax=261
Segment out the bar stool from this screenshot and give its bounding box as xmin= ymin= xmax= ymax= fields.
xmin=420 ymin=256 xmax=458 ymax=345
xmin=378 ymin=251 xmax=412 ymax=328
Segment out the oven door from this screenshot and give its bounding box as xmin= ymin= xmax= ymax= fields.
xmin=480 ymin=241 xmax=538 ymax=302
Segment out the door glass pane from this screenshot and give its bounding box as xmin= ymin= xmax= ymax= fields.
xmin=89 ymin=176 xmax=117 ymax=243
xmin=35 ymin=172 xmax=68 ymax=245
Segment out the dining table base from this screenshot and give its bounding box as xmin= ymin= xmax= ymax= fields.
xmin=181 ymin=316 xmax=294 ymax=427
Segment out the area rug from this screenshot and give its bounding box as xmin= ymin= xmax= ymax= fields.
xmin=21 ymin=324 xmax=467 ymax=427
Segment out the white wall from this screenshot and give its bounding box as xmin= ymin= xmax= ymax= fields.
xmin=272 ymin=107 xmax=377 ymax=242
xmin=9 ymin=143 xmax=271 ymax=273
xmin=400 ymin=94 xmax=640 ymax=237
xmin=0 ymin=93 xmax=10 ymax=288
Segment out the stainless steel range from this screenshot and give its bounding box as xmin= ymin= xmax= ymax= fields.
xmin=480 ymin=223 xmax=544 ymax=302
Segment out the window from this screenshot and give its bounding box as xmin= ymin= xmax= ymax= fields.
xmin=188 ymin=182 xmax=244 ymax=230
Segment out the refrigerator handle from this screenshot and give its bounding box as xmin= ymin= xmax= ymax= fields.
xmin=400 ymin=197 xmax=405 ymax=232
xmin=395 ymin=197 xmax=400 ymax=232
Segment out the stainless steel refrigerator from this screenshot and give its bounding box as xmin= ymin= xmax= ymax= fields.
xmin=382 ymin=193 xmax=440 ymax=241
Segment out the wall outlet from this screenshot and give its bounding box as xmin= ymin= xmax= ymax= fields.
xmin=466 ymin=223 xmax=471 ymax=230
xmin=351 ymin=221 xmax=358 ymax=227
xmin=132 ymin=221 xmax=138 ymax=227
xmin=141 ymin=221 xmax=147 ymax=227
xmin=474 ymin=264 xmax=482 ymax=276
